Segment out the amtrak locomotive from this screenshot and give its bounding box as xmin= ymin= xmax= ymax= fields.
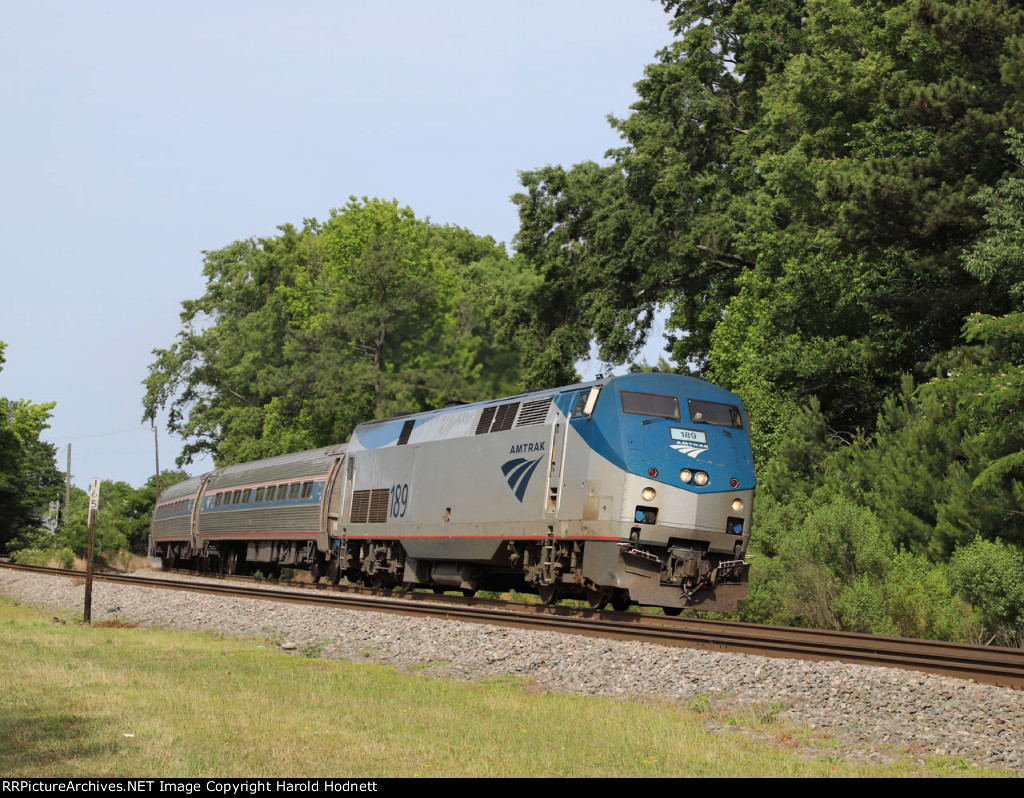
xmin=150 ymin=372 xmax=755 ymax=613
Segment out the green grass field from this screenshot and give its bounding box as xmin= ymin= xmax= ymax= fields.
xmin=0 ymin=596 xmax=998 ymax=778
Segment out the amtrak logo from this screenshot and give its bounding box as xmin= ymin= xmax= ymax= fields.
xmin=671 ymin=442 xmax=709 ymax=459
xmin=501 ymin=456 xmax=543 ymax=502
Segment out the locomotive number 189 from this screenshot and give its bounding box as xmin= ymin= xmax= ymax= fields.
xmin=390 ymin=483 xmax=409 ymax=518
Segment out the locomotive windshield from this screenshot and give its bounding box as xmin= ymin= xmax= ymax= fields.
xmin=687 ymin=398 xmax=744 ymax=429
xmin=620 ymin=389 xmax=682 ymax=420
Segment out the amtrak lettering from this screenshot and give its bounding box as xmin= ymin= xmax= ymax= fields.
xmin=670 ymin=441 xmax=709 ymax=459
xmin=508 ymin=442 xmax=545 ymax=454
xmin=500 ymin=455 xmax=544 ymax=502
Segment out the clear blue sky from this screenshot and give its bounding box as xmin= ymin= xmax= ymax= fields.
xmin=1 ymin=1 xmax=674 ymax=491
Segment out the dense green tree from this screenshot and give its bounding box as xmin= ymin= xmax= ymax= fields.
xmin=963 ymin=129 xmax=1024 ymax=310
xmin=144 ymin=199 xmax=526 ymax=466
xmin=744 ymin=132 xmax=1024 ymax=641
xmin=513 ymin=0 xmax=1024 ymax=438
xmin=948 ymin=538 xmax=1024 ymax=645
xmin=741 ymin=493 xmax=977 ymax=639
xmin=0 ymin=342 xmax=63 ymax=551
xmin=746 ymin=310 xmax=1024 ymax=638
xmin=31 ymin=469 xmax=193 ymax=559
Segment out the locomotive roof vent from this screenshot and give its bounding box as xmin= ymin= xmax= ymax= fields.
xmin=397 ymin=419 xmax=415 ymax=446
xmin=475 ymin=406 xmax=497 ymax=435
xmin=476 ymin=401 xmax=521 ymax=434
xmin=490 ymin=402 xmax=520 ymax=432
xmin=514 ymin=397 xmax=552 ymax=428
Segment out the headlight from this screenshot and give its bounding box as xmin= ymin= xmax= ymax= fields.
xmin=694 ymin=471 xmax=709 ymax=486
xmin=641 ymin=487 xmax=656 ymax=502
xmin=731 ymin=498 xmax=744 ymax=512
xmin=680 ymin=469 xmax=692 ymax=483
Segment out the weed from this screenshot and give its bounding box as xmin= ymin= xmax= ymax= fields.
xmin=757 ymin=702 xmax=788 ymax=725
xmin=299 ymin=640 xmax=327 ymax=659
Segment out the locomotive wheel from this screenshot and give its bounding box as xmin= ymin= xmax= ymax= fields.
xmin=366 ymin=572 xmax=388 ymax=589
xmin=328 ymin=557 xmax=342 ymax=585
xmin=610 ymin=590 xmax=630 ymax=612
xmin=461 ymin=589 xmax=477 ymax=598
xmin=586 ymin=587 xmax=610 ymax=610
xmin=662 ymin=606 xmax=683 ymax=616
xmin=538 ymin=584 xmax=560 ymax=605
xmin=432 ymin=587 xmax=446 ymax=594
xmin=310 ymin=555 xmax=323 ymax=584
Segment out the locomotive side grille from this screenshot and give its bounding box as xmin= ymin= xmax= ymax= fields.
xmin=368 ymin=489 xmax=390 ymax=523
xmin=349 ymin=489 xmax=391 ymax=523
xmin=490 ymin=402 xmax=520 ymax=432
xmin=475 ymin=406 xmax=496 ymax=435
xmin=514 ymin=397 xmax=552 ymax=427
xmin=349 ymin=490 xmax=371 ymax=523
xmin=397 ymin=419 xmax=415 ymax=445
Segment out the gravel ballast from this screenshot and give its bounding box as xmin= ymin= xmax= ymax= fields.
xmin=3 ymin=568 xmax=1023 ymax=773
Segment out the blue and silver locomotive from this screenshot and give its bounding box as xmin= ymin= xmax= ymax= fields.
xmin=151 ymin=372 xmax=755 ymax=612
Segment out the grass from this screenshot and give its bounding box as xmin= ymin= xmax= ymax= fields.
xmin=0 ymin=597 xmax=1008 ymax=778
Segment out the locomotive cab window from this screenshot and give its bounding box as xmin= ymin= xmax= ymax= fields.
xmin=620 ymin=389 xmax=681 ymax=421
xmin=571 ymin=391 xmax=590 ymax=417
xmin=687 ymin=398 xmax=744 ymax=429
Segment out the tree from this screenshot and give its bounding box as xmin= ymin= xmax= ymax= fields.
xmin=512 ymin=0 xmax=1024 ymax=444
xmin=0 ymin=342 xmax=63 ymax=552
xmin=963 ymin=129 xmax=1024 ymax=310
xmin=144 ymin=199 xmax=526 ymax=466
xmin=948 ymin=538 xmax=1024 ymax=645
xmin=39 ymin=469 xmax=192 ymax=559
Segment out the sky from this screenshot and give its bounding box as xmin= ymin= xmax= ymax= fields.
xmin=1 ymin=0 xmax=675 ymax=492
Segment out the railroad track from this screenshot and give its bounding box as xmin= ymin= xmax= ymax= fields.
xmin=3 ymin=560 xmax=1023 ymax=689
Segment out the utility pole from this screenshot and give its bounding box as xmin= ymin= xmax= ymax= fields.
xmin=64 ymin=444 xmax=71 ymax=527
xmin=152 ymin=425 xmax=161 ymax=502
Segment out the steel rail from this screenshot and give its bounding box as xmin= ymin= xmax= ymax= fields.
xmin=3 ymin=561 xmax=1023 ymax=689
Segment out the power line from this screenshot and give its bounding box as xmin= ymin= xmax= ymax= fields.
xmin=47 ymin=426 xmax=152 ymax=442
